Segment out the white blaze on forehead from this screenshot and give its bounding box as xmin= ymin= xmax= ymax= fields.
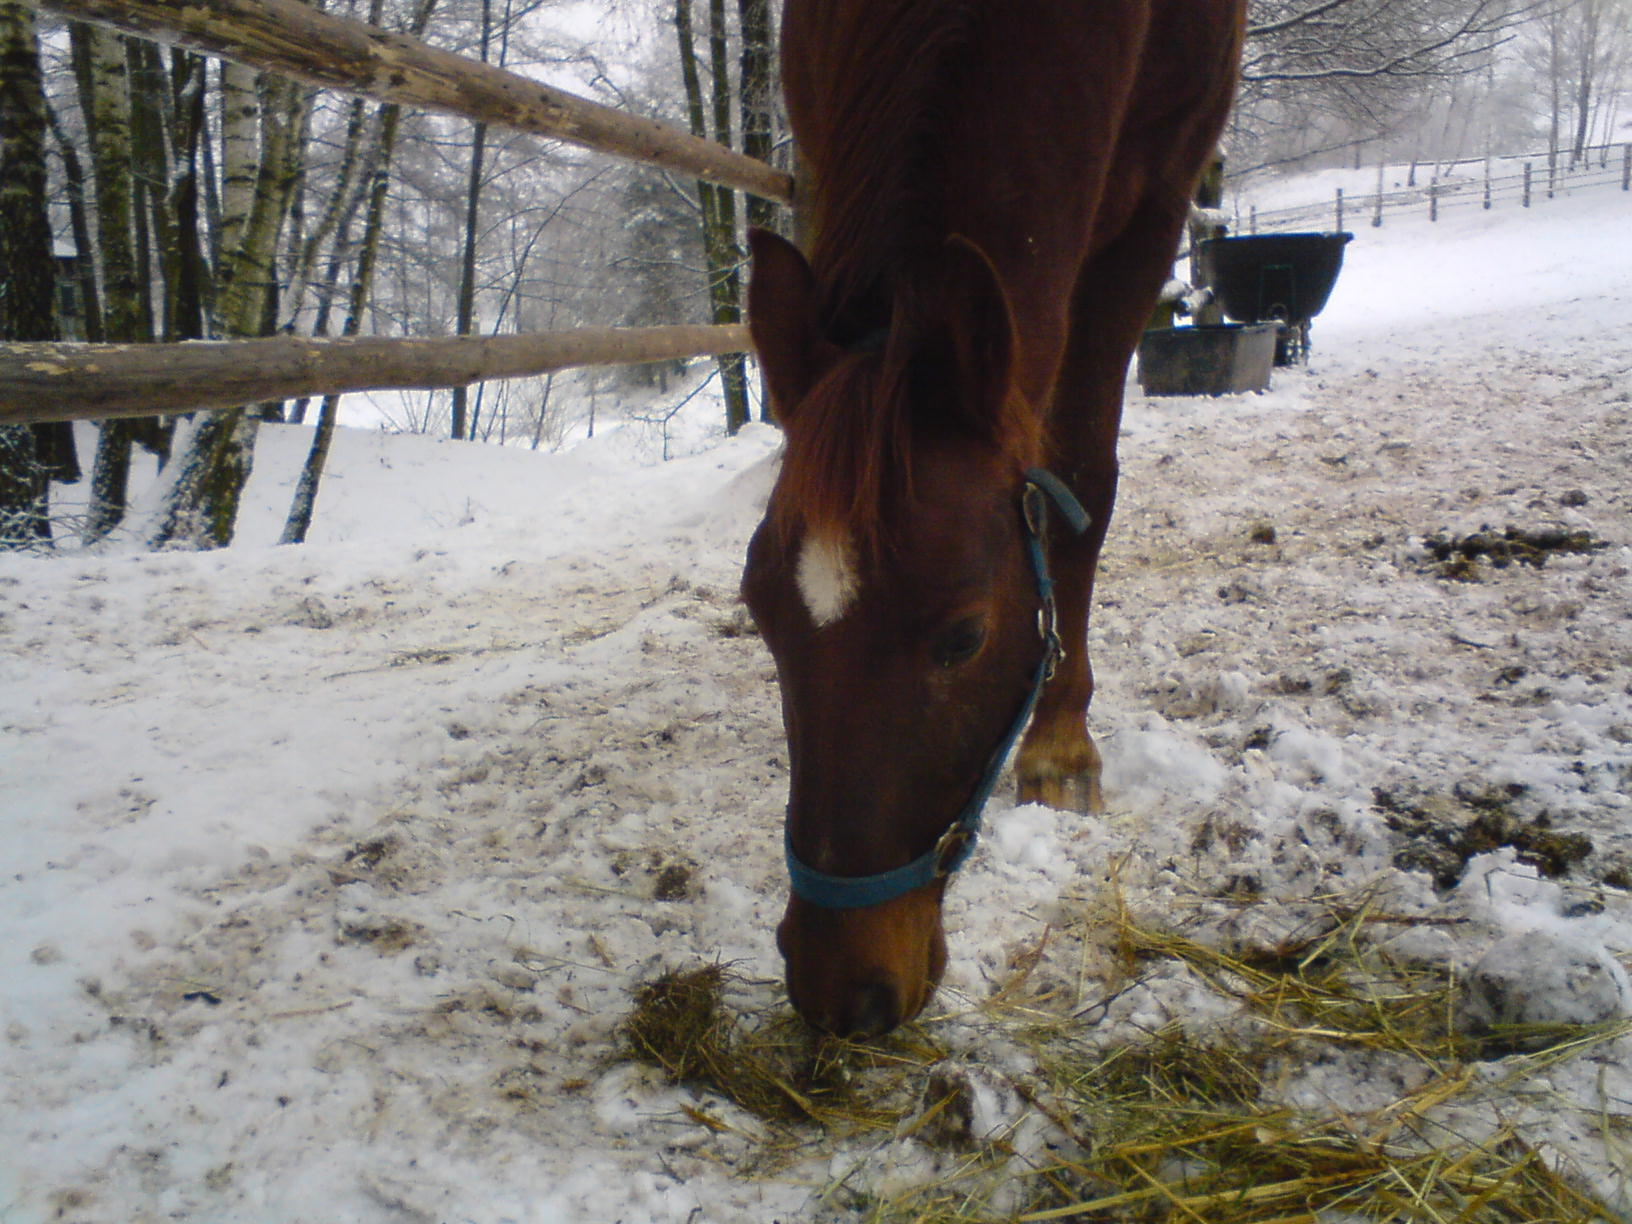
xmin=796 ymin=532 xmax=860 ymax=627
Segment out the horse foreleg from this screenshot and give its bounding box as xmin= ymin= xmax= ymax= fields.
xmin=1016 ymin=200 xmax=1194 ymax=814
xmin=1014 ymin=432 xmax=1115 ymax=813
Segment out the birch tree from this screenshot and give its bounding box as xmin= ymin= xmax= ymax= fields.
xmin=74 ymin=22 xmax=153 ymax=540
xmin=149 ymin=61 xmax=310 ymax=547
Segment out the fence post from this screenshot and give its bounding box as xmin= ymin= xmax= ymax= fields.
xmin=1523 ymin=162 xmax=1532 ymax=207
xmin=1248 ymin=204 xmax=1257 ymax=234
xmin=1483 ymin=157 xmax=1491 ymax=210
xmin=1372 ymin=163 xmax=1384 ymax=227
xmin=1623 ymin=144 xmax=1630 ymax=191
xmin=1428 ymin=176 xmax=1438 ymax=222
xmin=1335 ymin=186 xmax=1343 ymax=231
xmin=1547 ymin=147 xmax=1556 ymax=198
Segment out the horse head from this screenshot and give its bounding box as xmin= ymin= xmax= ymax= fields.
xmin=742 ymin=229 xmax=1079 ymax=1035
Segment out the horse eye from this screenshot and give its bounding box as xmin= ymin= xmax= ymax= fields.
xmin=934 ymin=619 xmax=987 ymax=668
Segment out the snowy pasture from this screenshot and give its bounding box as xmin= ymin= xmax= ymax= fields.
xmin=4 ymin=183 xmax=1632 ymax=1221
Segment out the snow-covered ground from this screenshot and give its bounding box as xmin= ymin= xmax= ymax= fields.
xmin=3 ymin=181 xmax=1632 ymax=1222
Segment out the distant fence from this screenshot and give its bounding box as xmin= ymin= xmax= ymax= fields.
xmin=1242 ymin=143 xmax=1632 ymax=235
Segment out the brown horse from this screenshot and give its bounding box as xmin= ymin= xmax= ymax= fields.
xmin=743 ymin=0 xmax=1245 ymax=1036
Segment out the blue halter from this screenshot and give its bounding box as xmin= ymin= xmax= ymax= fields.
xmin=784 ymin=468 xmax=1091 ymax=910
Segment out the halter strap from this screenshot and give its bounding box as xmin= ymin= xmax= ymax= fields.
xmin=784 ymin=469 xmax=1091 ymax=910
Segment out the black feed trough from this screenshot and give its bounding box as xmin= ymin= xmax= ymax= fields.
xmin=1199 ymin=231 xmax=1353 ymax=365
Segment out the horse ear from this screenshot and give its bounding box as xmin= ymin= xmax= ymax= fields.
xmin=897 ymin=235 xmax=1018 ymax=431
xmin=748 ymin=228 xmax=822 ymax=421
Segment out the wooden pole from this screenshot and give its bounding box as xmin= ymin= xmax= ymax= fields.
xmin=1623 ymin=144 xmax=1630 ymax=191
xmin=1523 ymin=161 xmax=1532 ymax=207
xmin=1334 ymin=186 xmax=1343 ymax=231
xmin=1428 ymin=176 xmax=1438 ymax=221
xmin=35 ymin=0 xmax=794 ymax=204
xmin=1371 ymin=164 xmax=1384 ymax=228
xmin=0 ymin=323 xmax=755 ymax=424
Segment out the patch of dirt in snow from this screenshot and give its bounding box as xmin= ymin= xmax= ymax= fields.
xmin=1104 ymin=341 xmax=1632 ymax=887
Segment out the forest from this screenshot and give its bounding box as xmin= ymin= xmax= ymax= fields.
xmin=0 ymin=0 xmax=1628 ymax=551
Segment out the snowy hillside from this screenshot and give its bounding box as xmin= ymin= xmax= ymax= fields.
xmin=3 ymin=182 xmax=1632 ymax=1222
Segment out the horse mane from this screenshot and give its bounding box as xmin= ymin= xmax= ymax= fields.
xmin=798 ymin=0 xmax=981 ymax=340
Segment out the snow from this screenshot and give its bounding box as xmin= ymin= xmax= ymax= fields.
xmin=5 ymin=179 xmax=1632 ymax=1221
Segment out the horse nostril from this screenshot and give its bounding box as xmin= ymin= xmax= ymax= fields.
xmin=843 ymin=980 xmax=902 ymax=1038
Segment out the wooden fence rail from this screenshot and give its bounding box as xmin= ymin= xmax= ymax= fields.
xmin=34 ymin=0 xmax=794 ymax=204
xmin=0 ymin=324 xmax=754 ymax=425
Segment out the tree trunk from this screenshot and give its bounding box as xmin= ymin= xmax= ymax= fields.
xmin=736 ymin=0 xmax=775 ymax=232
xmin=215 ymin=59 xmax=258 ymax=274
xmin=45 ymin=100 xmax=105 ymax=342
xmin=1548 ymin=14 xmax=1562 ymax=185
xmin=74 ymin=21 xmax=152 ymax=541
xmin=450 ymin=118 xmax=487 ymax=441
xmin=130 ymin=39 xmax=182 ymax=337
xmin=1572 ymin=0 xmax=1602 ymax=165
xmin=676 ymin=0 xmax=749 ymax=435
xmin=286 ymin=106 xmax=381 ymax=425
xmin=151 ymin=64 xmax=309 ymax=548
xmin=0 ymin=1 xmax=64 ymax=546
xmin=167 ymin=48 xmax=208 ymax=346
xmin=706 ymin=0 xmax=749 ymax=434
xmin=449 ymin=0 xmax=490 ymax=443
xmin=282 ymin=86 xmax=371 ymax=327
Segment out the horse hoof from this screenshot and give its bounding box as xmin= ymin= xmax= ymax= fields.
xmin=1016 ymin=768 xmax=1104 ymax=814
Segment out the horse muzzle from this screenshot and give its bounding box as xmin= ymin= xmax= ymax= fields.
xmin=777 ymin=884 xmax=948 ymax=1037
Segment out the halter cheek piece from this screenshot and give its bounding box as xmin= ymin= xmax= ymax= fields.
xmin=784 ymin=469 xmax=1092 ymax=910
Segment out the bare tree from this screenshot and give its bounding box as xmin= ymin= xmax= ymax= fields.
xmin=675 ymin=0 xmax=748 ymax=434
xmin=280 ymin=100 xmax=405 ymax=544
xmin=0 ymin=0 xmax=78 ymax=547
xmin=1555 ymin=0 xmax=1631 ymax=162
xmin=147 ymin=59 xmax=311 ymax=549
xmin=450 ymin=0 xmax=497 ymax=442
xmin=1231 ymin=0 xmax=1546 ymax=172
xmin=75 ymin=22 xmax=155 ymax=540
